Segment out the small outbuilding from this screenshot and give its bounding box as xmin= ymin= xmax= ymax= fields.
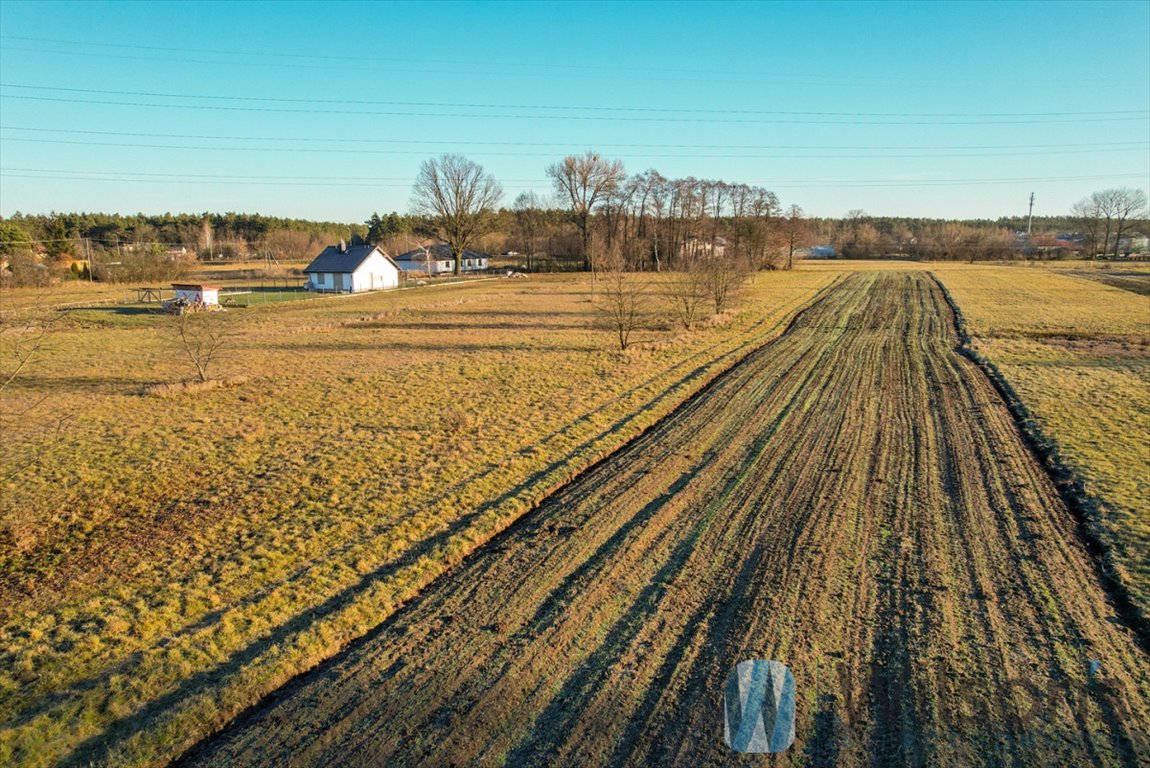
xmin=172 ymin=283 xmax=221 ymax=306
xmin=304 ymin=243 xmax=401 ymax=293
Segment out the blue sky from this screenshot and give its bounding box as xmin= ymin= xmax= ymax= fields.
xmin=0 ymin=0 xmax=1147 ymax=222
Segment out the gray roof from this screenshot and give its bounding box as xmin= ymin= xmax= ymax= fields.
xmin=304 ymin=244 xmax=394 ymax=273
xmin=395 ymin=244 xmax=489 ymax=263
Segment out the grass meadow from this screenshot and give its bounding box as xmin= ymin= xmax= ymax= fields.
xmin=2 ymin=260 xmax=1146 ymax=767
xmin=937 ymin=264 xmax=1150 ymax=620
xmin=0 ymin=269 xmax=840 ymax=766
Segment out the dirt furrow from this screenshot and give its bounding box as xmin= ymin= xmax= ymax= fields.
xmin=179 ymin=272 xmax=1150 ymax=767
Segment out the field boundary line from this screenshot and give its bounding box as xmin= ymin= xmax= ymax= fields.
xmin=930 ymin=271 xmax=1150 ymax=654
xmin=170 ymin=273 xmax=852 ymax=767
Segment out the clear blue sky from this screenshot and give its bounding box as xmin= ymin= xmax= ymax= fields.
xmin=1 ymin=0 xmax=1147 ymax=223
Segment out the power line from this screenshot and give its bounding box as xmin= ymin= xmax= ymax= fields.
xmin=6 ymin=35 xmax=1142 ymax=90
xmin=4 ymin=135 xmax=1148 ymax=161
xmin=3 ymin=125 xmax=1146 ymax=153
xmin=2 ymin=83 xmax=1143 ymax=120
xmin=3 ymin=92 xmax=1146 ymax=126
xmin=3 ymin=167 xmax=1144 ymax=189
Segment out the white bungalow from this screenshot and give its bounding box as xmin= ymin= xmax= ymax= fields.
xmin=394 ymin=244 xmax=490 ymax=276
xmin=304 ymin=243 xmax=401 ymax=293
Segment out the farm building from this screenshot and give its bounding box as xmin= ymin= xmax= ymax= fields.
xmin=304 ymin=243 xmax=401 ymax=293
xmin=394 ymin=244 xmax=490 ymax=276
xmin=171 ymin=283 xmax=221 ymax=306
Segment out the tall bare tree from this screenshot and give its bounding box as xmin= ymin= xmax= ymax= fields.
xmin=779 ymin=204 xmax=812 ymax=270
xmin=1101 ymin=187 xmax=1148 ymax=257
xmin=512 ymin=191 xmax=544 ymax=270
xmin=1070 ymin=195 xmax=1104 ymax=256
xmin=412 ymin=154 xmax=503 ymax=276
xmin=666 ymin=254 xmax=707 ymax=329
xmin=595 ymin=246 xmax=646 ymax=350
xmin=547 ymin=151 xmax=625 ymax=279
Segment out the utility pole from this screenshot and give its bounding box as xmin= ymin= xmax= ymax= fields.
xmin=1027 ymin=192 xmax=1035 ymax=236
xmin=84 ymin=238 xmax=94 ymax=282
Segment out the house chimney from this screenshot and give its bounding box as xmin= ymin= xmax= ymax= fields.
xmin=339 ymin=239 xmax=347 ymax=253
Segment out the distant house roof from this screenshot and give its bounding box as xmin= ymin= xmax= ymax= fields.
xmin=304 ymin=244 xmax=395 ymax=274
xmin=395 ymin=244 xmax=489 ymax=263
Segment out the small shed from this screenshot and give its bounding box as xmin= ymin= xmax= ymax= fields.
xmin=171 ymin=283 xmax=221 ymax=306
xmin=304 ymin=243 xmax=401 ymax=293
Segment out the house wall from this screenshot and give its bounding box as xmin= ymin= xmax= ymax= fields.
xmin=397 ymin=259 xmax=453 ymax=276
xmin=350 ymin=252 xmax=400 ymax=292
xmin=173 ymin=286 xmax=219 ymax=305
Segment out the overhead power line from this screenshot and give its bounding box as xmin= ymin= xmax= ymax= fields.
xmin=5 ymin=35 xmax=1144 ymax=90
xmin=3 ymin=167 xmax=1145 ymax=190
xmin=3 ymin=125 xmax=1146 ymax=153
xmin=4 ymin=135 xmax=1147 ymax=161
xmin=2 ymin=83 xmax=1143 ymax=119
xmin=3 ymin=90 xmax=1147 ymax=126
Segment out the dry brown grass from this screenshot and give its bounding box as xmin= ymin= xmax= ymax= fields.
xmin=0 ymin=270 xmax=839 ymax=767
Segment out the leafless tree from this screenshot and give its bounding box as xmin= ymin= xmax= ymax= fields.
xmin=1098 ymin=188 xmax=1148 ymax=257
xmin=665 ymin=254 xmax=707 ymax=329
xmin=412 ymin=154 xmax=503 ymax=276
xmin=1070 ymin=196 xmax=1104 ymax=256
xmin=778 ymin=204 xmax=812 ymax=270
xmin=547 ymin=151 xmax=625 ymax=283
xmin=595 ymin=247 xmax=646 ymax=350
xmin=512 ymin=191 xmax=544 ymax=269
xmin=702 ymin=249 xmax=751 ymax=315
xmin=174 ymin=310 xmax=230 ymax=383
xmin=0 ymin=293 xmax=72 ymax=497
xmin=265 ymin=228 xmax=322 ymax=263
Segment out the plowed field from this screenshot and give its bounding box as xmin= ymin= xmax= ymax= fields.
xmin=182 ymin=272 xmax=1150 ymax=767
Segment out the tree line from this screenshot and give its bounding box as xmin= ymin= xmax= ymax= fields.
xmin=2 ymin=153 xmax=1145 ymax=288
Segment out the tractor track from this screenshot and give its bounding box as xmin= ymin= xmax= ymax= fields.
xmin=178 ymin=272 xmax=1150 ymax=767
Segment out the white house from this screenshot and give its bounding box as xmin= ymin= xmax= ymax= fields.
xmin=171 ymin=283 xmax=220 ymax=306
xmin=394 ymin=244 xmax=490 ymax=276
xmin=304 ymin=243 xmax=401 ymax=293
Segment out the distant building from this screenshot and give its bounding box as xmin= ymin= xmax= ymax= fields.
xmin=394 ymin=244 xmax=489 ymax=275
xmin=806 ymin=246 xmax=838 ymax=259
xmin=677 ymin=236 xmax=727 ymax=261
xmin=171 ymin=283 xmax=220 ymax=306
xmin=304 ymin=243 xmax=400 ymax=292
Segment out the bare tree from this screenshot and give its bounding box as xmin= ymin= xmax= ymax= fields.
xmin=665 ymin=254 xmax=707 ymax=329
xmin=1070 ymin=195 xmax=1104 ymax=256
xmin=778 ymin=204 xmax=812 ymax=270
xmin=512 ymin=191 xmax=544 ymax=270
xmin=412 ymin=154 xmax=503 ymax=277
xmin=547 ymin=151 xmax=625 ymax=282
xmin=702 ymin=249 xmax=751 ymax=315
xmin=0 ymin=292 xmax=73 ymax=503
xmin=595 ymin=247 xmax=646 ymax=350
xmin=174 ymin=310 xmax=230 ymax=383
xmin=1103 ymin=187 xmax=1148 ymax=257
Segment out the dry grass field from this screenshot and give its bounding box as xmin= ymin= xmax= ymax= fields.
xmin=936 ymin=265 xmax=1150 ymax=622
xmin=0 ymin=270 xmax=839 ymax=767
xmin=2 ymin=261 xmax=1147 ymax=767
xmin=183 ymin=273 xmax=1150 ymax=767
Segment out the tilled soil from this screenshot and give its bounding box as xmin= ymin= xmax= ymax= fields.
xmin=181 ymin=272 xmax=1150 ymax=767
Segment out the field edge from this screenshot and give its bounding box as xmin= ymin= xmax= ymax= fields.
xmin=930 ymin=271 xmax=1150 ymax=653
